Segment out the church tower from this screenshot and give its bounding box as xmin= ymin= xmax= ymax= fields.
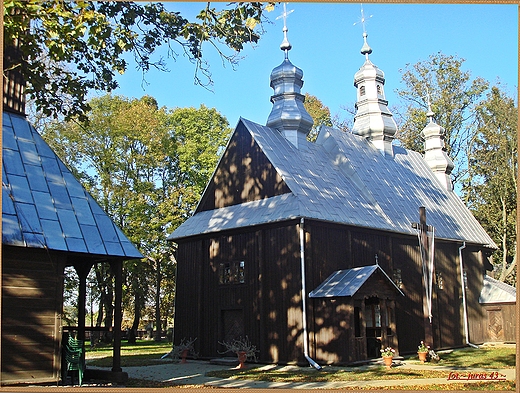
xmin=352 ymin=25 xmax=397 ymax=157
xmin=266 ymin=5 xmax=313 ymax=149
xmin=421 ymin=101 xmax=454 ymax=191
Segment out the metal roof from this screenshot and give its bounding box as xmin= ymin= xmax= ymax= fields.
xmin=169 ymin=117 xmax=496 ymax=249
xmin=479 ymin=275 xmax=516 ymax=304
xmin=2 ymin=111 xmax=142 ymax=259
xmin=309 ymin=265 xmax=404 ymax=298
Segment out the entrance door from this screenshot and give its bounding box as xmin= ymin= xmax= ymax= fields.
xmin=364 ymin=297 xmax=382 ymax=358
xmin=487 ymin=308 xmax=504 ymax=342
xmin=221 ymin=309 xmax=244 ymax=344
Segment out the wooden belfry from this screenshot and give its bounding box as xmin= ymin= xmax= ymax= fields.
xmin=411 ymin=206 xmax=435 ymax=345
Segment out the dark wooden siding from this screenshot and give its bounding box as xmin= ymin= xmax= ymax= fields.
xmin=261 ymin=224 xmax=303 ymax=363
xmin=434 ymin=243 xmax=465 ymax=349
xmin=2 ymin=246 xmax=64 ymax=384
xmin=173 ymin=241 xmax=204 ymax=354
xmin=174 ymin=222 xmax=303 ymax=364
xmin=197 ymin=123 xmax=290 ymax=212
xmin=174 ymin=220 xmax=491 ymax=364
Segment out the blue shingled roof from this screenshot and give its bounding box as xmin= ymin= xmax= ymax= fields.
xmin=2 ymin=111 xmax=142 ymax=259
xmin=168 ymin=117 xmax=497 ymax=249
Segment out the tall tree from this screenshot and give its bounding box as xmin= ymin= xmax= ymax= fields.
xmin=304 ymin=93 xmax=332 ymax=142
xmin=303 ymin=93 xmax=351 ymax=141
xmin=41 ymin=95 xmax=232 ymax=338
xmin=4 ymin=1 xmax=273 ymax=122
xmin=395 ymin=52 xmax=488 ymax=186
xmin=464 ymin=85 xmax=517 ymax=285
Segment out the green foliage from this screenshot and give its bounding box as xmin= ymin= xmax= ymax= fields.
xmin=464 ymin=85 xmax=517 ymax=284
xmin=4 ymin=1 xmax=272 ymax=122
xmin=42 ymin=95 xmax=231 ymax=331
xmin=303 ymin=93 xmax=333 ymax=141
xmin=395 ymin=52 xmax=489 ymax=186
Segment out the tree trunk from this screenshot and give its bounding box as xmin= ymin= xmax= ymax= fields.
xmin=128 ymin=292 xmax=141 ymax=344
xmin=154 ymin=258 xmax=162 ymax=342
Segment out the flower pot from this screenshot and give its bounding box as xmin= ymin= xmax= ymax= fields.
xmin=237 ymin=351 xmax=248 ymax=369
xmin=181 ymin=349 xmax=189 ymax=363
xmin=382 ymin=356 xmax=393 ymax=369
xmin=418 ymin=351 xmax=427 ymax=363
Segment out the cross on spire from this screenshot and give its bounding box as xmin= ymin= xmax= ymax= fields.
xmin=353 ymin=4 xmax=373 ymax=34
xmin=354 ymin=5 xmax=373 ymax=58
xmin=425 ymin=86 xmax=435 ymax=122
xmin=276 ymin=3 xmax=294 ymax=56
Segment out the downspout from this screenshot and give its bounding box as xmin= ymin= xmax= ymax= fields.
xmin=299 ymin=218 xmax=322 ymax=370
xmin=458 ymin=242 xmax=479 ymax=349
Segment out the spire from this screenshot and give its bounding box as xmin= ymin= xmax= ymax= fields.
xmin=279 ymin=3 xmax=293 ymax=57
xmin=266 ymin=3 xmax=313 ymax=149
xmin=354 ymin=5 xmax=372 ymax=59
xmin=352 ymin=6 xmax=397 ymax=157
xmin=421 ymin=90 xmax=454 ymax=191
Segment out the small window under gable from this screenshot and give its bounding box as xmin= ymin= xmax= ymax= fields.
xmin=219 ymin=261 xmax=245 ymax=284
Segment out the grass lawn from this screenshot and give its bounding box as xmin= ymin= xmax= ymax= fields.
xmin=85 ymin=339 xmax=173 ymax=367
xmin=85 ymin=342 xmax=515 ymax=390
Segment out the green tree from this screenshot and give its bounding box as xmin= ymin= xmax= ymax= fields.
xmin=395 ymin=52 xmax=488 ymax=186
xmin=304 ymin=93 xmax=351 ymax=141
xmin=304 ymin=93 xmax=332 ymax=142
xmin=42 ymin=95 xmax=232 ymax=339
xmin=464 ymin=85 xmax=517 ymax=285
xmin=4 ymin=1 xmax=273 ymax=122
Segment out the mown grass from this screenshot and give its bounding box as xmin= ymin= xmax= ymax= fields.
xmin=432 ymin=346 xmax=515 ymax=369
xmin=86 ymin=342 xmax=515 ymax=390
xmin=85 ymin=339 xmax=173 ymax=367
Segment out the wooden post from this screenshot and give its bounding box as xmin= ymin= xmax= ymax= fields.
xmin=111 ymin=260 xmax=123 ymax=373
xmin=75 ymin=263 xmax=92 ymax=343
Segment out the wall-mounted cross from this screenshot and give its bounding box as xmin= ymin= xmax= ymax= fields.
xmin=411 ymin=206 xmax=435 ymax=346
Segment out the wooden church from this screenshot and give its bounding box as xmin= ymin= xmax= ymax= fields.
xmin=168 ymin=20 xmax=497 ymax=365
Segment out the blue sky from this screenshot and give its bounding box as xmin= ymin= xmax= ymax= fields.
xmin=111 ymin=2 xmax=518 ymax=129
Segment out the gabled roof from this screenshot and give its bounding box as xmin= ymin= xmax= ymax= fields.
xmin=479 ymin=275 xmax=516 ymax=304
xmin=309 ymin=265 xmax=404 ymax=298
xmin=169 ymin=117 xmax=496 ymax=249
xmin=2 ymin=111 xmax=142 ymax=260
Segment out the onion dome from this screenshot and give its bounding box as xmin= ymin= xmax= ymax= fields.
xmin=266 ymin=6 xmax=313 ymax=149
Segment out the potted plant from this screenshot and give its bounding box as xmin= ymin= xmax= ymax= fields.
xmin=380 ymin=346 xmax=395 ymax=369
xmin=219 ymin=336 xmax=259 ymax=369
xmin=164 ymin=337 xmax=198 ymax=363
xmin=417 ymin=341 xmax=429 ymax=363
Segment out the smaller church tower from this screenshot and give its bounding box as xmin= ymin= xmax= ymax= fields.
xmin=266 ymin=5 xmax=313 ymax=149
xmin=352 ymin=29 xmax=397 ymax=157
xmin=421 ymin=101 xmax=454 ymax=191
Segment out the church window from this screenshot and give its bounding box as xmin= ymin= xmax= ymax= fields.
xmin=393 ymin=269 xmax=403 ymax=288
xmin=360 ymin=86 xmax=366 ymax=96
xmin=377 ymin=84 xmax=382 ymax=95
xmin=354 ymin=307 xmax=361 ymax=337
xmin=386 ymin=306 xmax=393 ymax=336
xmin=436 ymin=272 xmax=444 ymax=290
xmin=219 ymin=261 xmax=245 ymax=284
xmin=364 ymin=300 xmax=381 ymax=328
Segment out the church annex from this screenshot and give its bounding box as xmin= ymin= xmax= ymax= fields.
xmin=168 ymin=16 xmax=496 ymax=365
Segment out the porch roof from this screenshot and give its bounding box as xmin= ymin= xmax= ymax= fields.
xmin=309 ymin=265 xmax=404 ymax=298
